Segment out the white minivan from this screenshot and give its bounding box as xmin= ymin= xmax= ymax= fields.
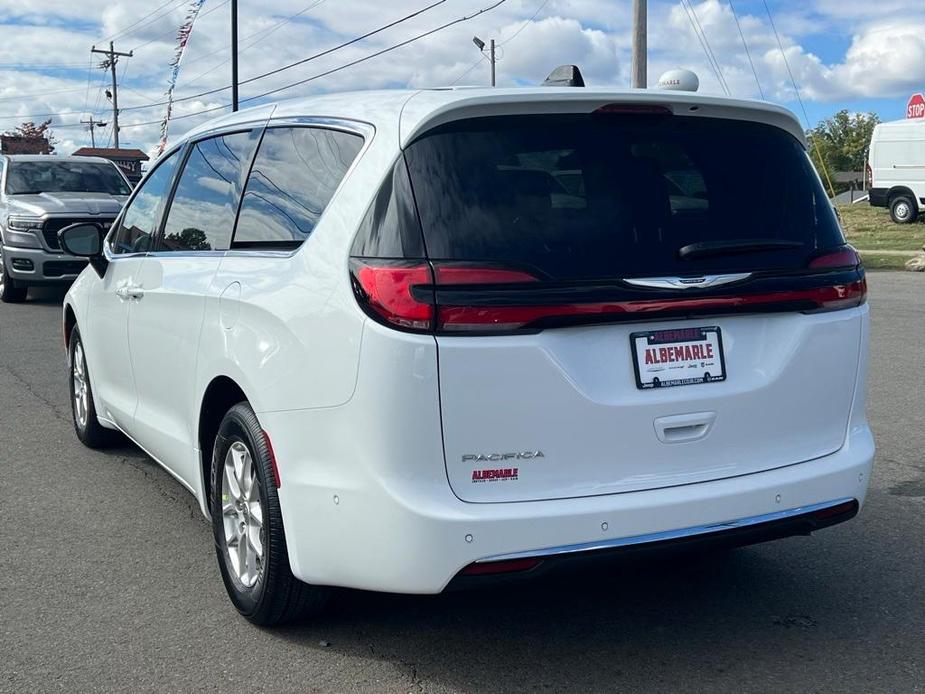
xmin=61 ymin=88 xmax=874 ymax=626
xmin=867 ymin=117 xmax=925 ymax=223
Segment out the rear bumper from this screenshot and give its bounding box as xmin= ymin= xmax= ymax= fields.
xmin=274 ymin=421 xmax=874 ymax=594
xmin=1 ymin=244 xmax=87 ymax=285
xmin=868 ymin=188 xmax=888 ymax=208
xmin=447 ymin=497 xmax=858 ymax=589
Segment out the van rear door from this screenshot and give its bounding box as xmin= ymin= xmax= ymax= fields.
xmin=401 ymin=111 xmax=865 ymax=503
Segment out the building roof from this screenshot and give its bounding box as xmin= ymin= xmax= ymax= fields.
xmin=72 ymin=147 xmax=149 ymax=160
xmin=3 ymin=154 xmax=110 ymax=163
xmin=179 ymin=87 xmax=806 ymax=149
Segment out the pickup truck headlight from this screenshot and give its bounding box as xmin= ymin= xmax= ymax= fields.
xmin=7 ymin=216 xmax=44 ymax=231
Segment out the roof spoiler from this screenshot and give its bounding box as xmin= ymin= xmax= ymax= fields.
xmin=542 ymin=65 xmax=585 ymax=87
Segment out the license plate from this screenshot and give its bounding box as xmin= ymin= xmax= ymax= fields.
xmin=630 ymin=326 xmax=726 ymax=389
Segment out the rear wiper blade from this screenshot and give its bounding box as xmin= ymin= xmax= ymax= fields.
xmin=10 ymin=190 xmax=43 ymax=195
xmin=678 ymin=239 xmax=804 ymax=260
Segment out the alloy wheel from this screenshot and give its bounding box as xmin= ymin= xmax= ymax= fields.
xmin=221 ymin=440 xmax=265 ymax=588
xmin=72 ymin=340 xmax=89 ymax=428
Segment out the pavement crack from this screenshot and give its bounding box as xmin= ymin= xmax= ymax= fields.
xmin=0 ymin=362 xmax=70 ymax=424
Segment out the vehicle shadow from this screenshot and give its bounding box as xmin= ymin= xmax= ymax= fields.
xmin=265 ymin=535 xmax=877 ymax=692
xmin=23 ymin=285 xmax=69 ymax=305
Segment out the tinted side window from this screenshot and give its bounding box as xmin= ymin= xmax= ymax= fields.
xmin=158 ymin=130 xmax=259 ymax=252
xmin=110 ymin=149 xmax=180 ymax=255
xmin=233 ymin=127 xmax=363 ymax=248
xmin=350 ymin=158 xmax=424 ymax=258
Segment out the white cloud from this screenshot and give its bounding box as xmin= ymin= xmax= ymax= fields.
xmin=0 ymin=0 xmax=921 ymax=154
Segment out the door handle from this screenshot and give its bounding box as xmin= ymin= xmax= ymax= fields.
xmin=654 ymin=412 xmax=716 ymax=444
xmin=115 ymin=285 xmax=144 ymax=301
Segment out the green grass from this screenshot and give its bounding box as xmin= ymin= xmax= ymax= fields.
xmin=837 ymin=203 xmax=925 ymax=252
xmin=853 ymin=253 xmax=911 ymax=271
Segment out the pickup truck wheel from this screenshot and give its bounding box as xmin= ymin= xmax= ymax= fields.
xmin=68 ymin=326 xmax=116 ymax=448
xmin=211 ymin=402 xmax=329 ymax=626
xmin=889 ymin=195 xmax=918 ymax=224
xmin=0 ymin=252 xmax=28 ymax=303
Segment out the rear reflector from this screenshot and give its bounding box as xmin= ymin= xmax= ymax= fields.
xmin=262 ymin=430 xmax=281 ymax=488
xmin=812 ymin=499 xmax=859 ymax=520
xmin=460 ymin=558 xmax=543 ymax=576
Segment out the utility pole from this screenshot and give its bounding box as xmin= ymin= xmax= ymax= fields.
xmin=472 ymin=36 xmax=497 ymax=87
xmin=80 ymin=116 xmax=107 ymax=148
xmin=231 ymin=0 xmax=239 ymax=110
xmin=631 ymin=0 xmax=647 ymax=88
xmin=91 ymin=41 xmax=133 ymax=149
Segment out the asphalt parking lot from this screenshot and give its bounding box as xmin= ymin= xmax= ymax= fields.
xmin=1 ymin=272 xmax=923 ymax=693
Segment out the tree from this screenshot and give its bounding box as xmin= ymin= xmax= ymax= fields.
xmin=807 ymin=110 xmax=880 ymax=193
xmin=1 ymin=118 xmax=57 ymax=154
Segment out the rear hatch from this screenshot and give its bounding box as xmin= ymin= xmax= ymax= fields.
xmin=351 ymin=108 xmax=866 ymax=503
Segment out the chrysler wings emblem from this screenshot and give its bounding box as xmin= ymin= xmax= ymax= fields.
xmin=623 ymin=273 xmax=751 ymax=290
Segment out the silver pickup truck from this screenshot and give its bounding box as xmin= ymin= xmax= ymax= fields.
xmin=0 ymin=154 xmax=131 ymax=302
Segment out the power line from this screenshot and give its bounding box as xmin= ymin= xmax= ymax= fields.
xmin=177 ymin=0 xmax=329 ymax=90
xmin=246 ymin=0 xmax=509 ymax=103
xmin=497 ymin=0 xmax=550 ymax=46
xmin=761 ymin=0 xmax=835 ymax=197
xmin=119 ymin=0 xmax=510 ymax=130
xmin=681 ymin=0 xmax=729 ymax=95
xmin=98 ymin=0 xmax=188 ymax=45
xmin=729 ymin=0 xmax=764 ymax=99
xmin=117 ymin=0 xmax=448 ymax=113
xmin=130 ymin=0 xmax=232 ymax=52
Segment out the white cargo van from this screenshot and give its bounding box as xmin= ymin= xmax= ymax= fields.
xmin=867 ymin=118 xmax=925 ymax=223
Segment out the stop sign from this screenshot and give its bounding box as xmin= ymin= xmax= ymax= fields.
xmin=907 ymin=93 xmax=925 ymax=119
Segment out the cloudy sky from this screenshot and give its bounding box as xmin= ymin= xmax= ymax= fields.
xmin=0 ymin=0 xmax=921 ymax=157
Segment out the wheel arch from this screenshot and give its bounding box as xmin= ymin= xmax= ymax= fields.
xmin=63 ymin=303 xmax=77 ymax=352
xmin=887 ymin=186 xmax=917 ymax=203
xmin=198 ymin=375 xmax=251 ymax=512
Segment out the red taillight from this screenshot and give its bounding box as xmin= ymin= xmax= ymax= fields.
xmin=460 ymin=558 xmax=543 ymax=575
xmin=352 ymin=261 xmax=434 ymax=330
xmin=433 ymin=265 xmax=539 ymax=285
xmin=865 ymin=162 xmax=873 ymax=188
xmin=352 ymin=258 xmax=865 ymax=334
xmin=809 ymin=246 xmax=861 ymax=269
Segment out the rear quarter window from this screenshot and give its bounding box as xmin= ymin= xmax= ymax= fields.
xmin=232 ymin=126 xmax=363 ymax=249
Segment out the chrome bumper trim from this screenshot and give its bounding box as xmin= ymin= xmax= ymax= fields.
xmin=474 ymin=497 xmax=856 ymax=564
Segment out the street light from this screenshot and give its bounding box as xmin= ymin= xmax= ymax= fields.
xmin=471 ymin=35 xmax=495 ymax=86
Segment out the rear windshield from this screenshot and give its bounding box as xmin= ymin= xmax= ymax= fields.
xmin=404 ymin=114 xmax=843 ymax=279
xmin=5 ymin=160 xmax=131 ymax=196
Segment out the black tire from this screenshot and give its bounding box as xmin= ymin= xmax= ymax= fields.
xmin=68 ymin=326 xmax=117 ymax=448
xmin=0 ymin=253 xmax=28 ymax=303
xmin=889 ymin=195 xmax=918 ymax=224
xmin=211 ymin=402 xmax=329 ymax=626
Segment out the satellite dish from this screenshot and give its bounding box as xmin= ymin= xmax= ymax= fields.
xmin=542 ymin=65 xmax=586 ymax=87
xmin=657 ymin=69 xmax=699 ymax=92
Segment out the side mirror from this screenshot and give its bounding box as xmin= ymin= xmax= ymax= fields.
xmin=59 ymin=223 xmax=108 ymax=278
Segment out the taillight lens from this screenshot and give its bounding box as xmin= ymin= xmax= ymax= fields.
xmin=351 ymin=260 xmax=434 ymax=330
xmin=865 ymin=162 xmax=873 ymax=188
xmin=351 ymin=255 xmax=866 ymax=334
